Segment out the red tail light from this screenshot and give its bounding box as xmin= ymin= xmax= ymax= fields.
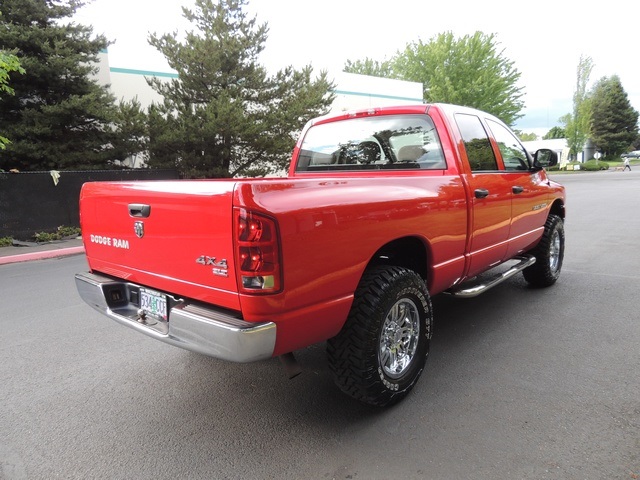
xmin=234 ymin=208 xmax=282 ymax=294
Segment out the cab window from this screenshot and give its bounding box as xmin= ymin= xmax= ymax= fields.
xmin=295 ymin=114 xmax=446 ymax=172
xmin=486 ymin=119 xmax=531 ymax=171
xmin=454 ymin=113 xmax=498 ymax=171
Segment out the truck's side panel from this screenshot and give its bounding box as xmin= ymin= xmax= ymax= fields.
xmin=233 ymin=175 xmax=468 ymax=353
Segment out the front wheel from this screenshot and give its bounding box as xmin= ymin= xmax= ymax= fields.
xmin=523 ymin=214 xmax=565 ymax=287
xmin=327 ymin=266 xmax=433 ymax=407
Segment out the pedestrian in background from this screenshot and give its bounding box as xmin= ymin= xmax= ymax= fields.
xmin=623 ymin=157 xmax=631 ymax=171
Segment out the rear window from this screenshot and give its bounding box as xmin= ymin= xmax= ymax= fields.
xmin=295 ymin=114 xmax=446 ymax=172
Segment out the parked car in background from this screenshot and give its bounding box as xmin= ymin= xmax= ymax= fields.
xmin=621 ymin=151 xmax=640 ymax=158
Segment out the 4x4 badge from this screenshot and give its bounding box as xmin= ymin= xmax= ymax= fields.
xmin=134 ymin=221 xmax=144 ymax=238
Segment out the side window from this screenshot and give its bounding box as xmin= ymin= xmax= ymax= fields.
xmin=454 ymin=113 xmax=498 ymax=171
xmin=486 ymin=119 xmax=530 ymax=171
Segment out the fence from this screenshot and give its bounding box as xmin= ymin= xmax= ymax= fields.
xmin=0 ymin=169 xmax=179 ymax=240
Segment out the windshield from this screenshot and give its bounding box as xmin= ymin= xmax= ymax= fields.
xmin=295 ymin=114 xmax=446 ymax=172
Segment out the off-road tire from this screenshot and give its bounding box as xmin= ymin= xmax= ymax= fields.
xmin=326 ymin=266 xmax=433 ymax=407
xmin=523 ymin=214 xmax=565 ymax=287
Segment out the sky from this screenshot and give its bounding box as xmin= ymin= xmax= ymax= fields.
xmin=73 ymin=0 xmax=640 ymax=136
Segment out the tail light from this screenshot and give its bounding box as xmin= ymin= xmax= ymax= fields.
xmin=234 ymin=208 xmax=282 ymax=294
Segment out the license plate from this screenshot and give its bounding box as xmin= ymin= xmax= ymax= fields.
xmin=140 ymin=288 xmax=167 ymax=321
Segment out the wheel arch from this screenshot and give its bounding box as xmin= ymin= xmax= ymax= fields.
xmin=365 ymin=236 xmax=431 ymax=287
xmin=549 ymin=199 xmax=565 ymax=220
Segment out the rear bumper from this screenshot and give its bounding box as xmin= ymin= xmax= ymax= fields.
xmin=75 ymin=272 xmax=276 ymax=362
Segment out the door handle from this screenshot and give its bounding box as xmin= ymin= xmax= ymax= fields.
xmin=128 ymin=203 xmax=151 ymax=218
xmin=512 ymin=186 xmax=524 ymax=194
xmin=474 ymin=189 xmax=489 ymax=199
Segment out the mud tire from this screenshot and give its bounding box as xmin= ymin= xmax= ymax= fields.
xmin=523 ymin=214 xmax=565 ymax=287
xmin=327 ymin=266 xmax=433 ymax=407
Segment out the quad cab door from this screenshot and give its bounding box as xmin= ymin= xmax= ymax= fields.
xmin=454 ymin=113 xmax=512 ymax=278
xmin=483 ymin=118 xmax=552 ymax=258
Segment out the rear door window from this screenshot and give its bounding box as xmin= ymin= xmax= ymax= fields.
xmin=485 ymin=119 xmax=531 ymax=171
xmin=454 ymin=113 xmax=498 ymax=171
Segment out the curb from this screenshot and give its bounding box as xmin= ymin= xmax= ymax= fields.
xmin=0 ymin=246 xmax=85 ymax=266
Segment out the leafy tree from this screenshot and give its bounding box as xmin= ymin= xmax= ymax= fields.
xmin=543 ymin=126 xmax=566 ymax=140
xmin=346 ymin=32 xmax=524 ymax=125
xmin=344 ymin=57 xmax=394 ymax=78
xmin=0 ymin=48 xmax=25 ymax=150
xmin=0 ymin=0 xmax=140 ymax=171
xmin=589 ymin=75 xmax=639 ymax=156
xmin=0 ymin=50 xmax=24 ymax=96
xmin=146 ymin=0 xmax=335 ymax=178
xmin=516 ymin=131 xmax=538 ymax=141
xmin=562 ymin=55 xmax=593 ymax=160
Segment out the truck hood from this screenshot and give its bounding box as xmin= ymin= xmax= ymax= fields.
xmin=79 ymin=180 xmax=241 ymax=311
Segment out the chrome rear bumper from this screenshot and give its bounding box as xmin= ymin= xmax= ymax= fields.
xmin=74 ymin=272 xmax=276 ymax=362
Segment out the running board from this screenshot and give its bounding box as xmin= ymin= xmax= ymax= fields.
xmin=445 ymin=255 xmax=536 ymax=298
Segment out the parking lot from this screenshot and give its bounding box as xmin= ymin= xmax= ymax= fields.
xmin=0 ymin=170 xmax=638 ymax=479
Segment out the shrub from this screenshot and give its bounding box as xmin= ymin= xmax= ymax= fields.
xmin=582 ymin=160 xmax=609 ymax=171
xmin=0 ymin=237 xmax=13 ymax=247
xmin=56 ymin=225 xmax=81 ymax=237
xmin=33 ymin=225 xmax=81 ymax=243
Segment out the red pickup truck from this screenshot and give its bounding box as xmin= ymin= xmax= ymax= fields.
xmin=75 ymin=103 xmax=565 ymax=406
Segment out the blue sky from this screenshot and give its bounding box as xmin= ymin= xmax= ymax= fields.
xmin=74 ymin=0 xmax=640 ymax=137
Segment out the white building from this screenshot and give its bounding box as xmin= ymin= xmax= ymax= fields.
xmin=95 ymin=50 xmax=424 ymax=113
xmin=522 ymin=138 xmax=572 ymax=167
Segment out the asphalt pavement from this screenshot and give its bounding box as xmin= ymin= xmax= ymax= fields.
xmin=1 ymin=169 xmax=639 ymax=480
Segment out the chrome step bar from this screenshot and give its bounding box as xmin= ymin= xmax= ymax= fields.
xmin=445 ymin=255 xmax=536 ymax=298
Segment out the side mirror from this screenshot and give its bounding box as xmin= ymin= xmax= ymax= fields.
xmin=532 ymin=148 xmax=558 ymax=170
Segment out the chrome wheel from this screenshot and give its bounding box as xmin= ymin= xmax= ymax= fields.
xmin=549 ymin=229 xmax=561 ymax=272
xmin=327 ymin=266 xmax=432 ymax=406
xmin=523 ymin=214 xmax=564 ymax=288
xmin=378 ymin=298 xmax=420 ymax=379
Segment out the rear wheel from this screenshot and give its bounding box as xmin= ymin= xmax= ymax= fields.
xmin=523 ymin=214 xmax=565 ymax=287
xmin=327 ymin=266 xmax=433 ymax=407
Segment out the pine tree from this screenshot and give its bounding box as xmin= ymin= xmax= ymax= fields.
xmin=590 ymin=75 xmax=639 ymax=156
xmin=0 ymin=0 xmax=125 ymax=171
xmin=146 ymin=0 xmax=335 ymax=178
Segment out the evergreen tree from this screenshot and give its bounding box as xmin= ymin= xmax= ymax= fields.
xmin=590 ymin=75 xmax=639 ymax=156
xmin=146 ymin=0 xmax=335 ymax=178
xmin=0 ymin=0 xmax=133 ymax=171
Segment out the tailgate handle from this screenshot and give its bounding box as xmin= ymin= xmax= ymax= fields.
xmin=128 ymin=203 xmax=151 ymax=218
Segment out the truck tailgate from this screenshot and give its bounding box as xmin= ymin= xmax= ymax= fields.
xmin=79 ymin=180 xmax=240 ymax=311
